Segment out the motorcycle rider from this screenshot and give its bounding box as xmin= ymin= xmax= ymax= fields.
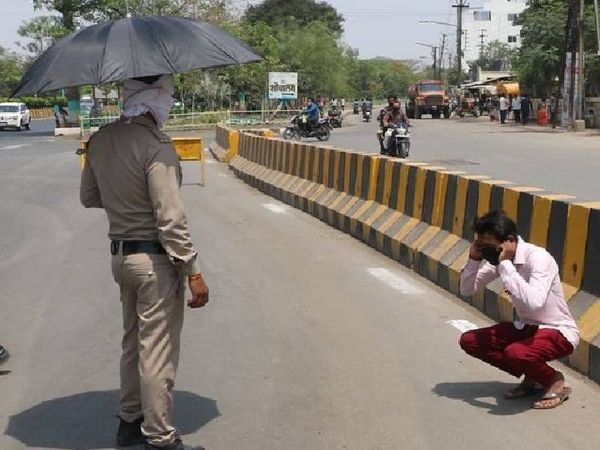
xmin=302 ymin=97 xmax=321 ymax=134
xmin=377 ymin=96 xmax=399 ymax=152
xmin=381 ymin=100 xmax=409 ymax=153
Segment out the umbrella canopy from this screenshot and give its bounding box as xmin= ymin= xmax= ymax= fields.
xmin=12 ymin=15 xmax=263 ymax=97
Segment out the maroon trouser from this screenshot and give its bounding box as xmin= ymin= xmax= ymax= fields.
xmin=459 ymin=322 xmax=574 ymax=388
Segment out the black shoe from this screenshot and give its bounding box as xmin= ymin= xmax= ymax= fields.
xmin=144 ymin=438 xmax=205 ymax=450
xmin=0 ymin=345 xmax=10 ymax=367
xmin=116 ymin=416 xmax=144 ymax=447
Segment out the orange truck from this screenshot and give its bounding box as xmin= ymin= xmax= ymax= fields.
xmin=406 ymin=80 xmax=450 ymax=119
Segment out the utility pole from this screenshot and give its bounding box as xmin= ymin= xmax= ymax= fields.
xmin=478 ymin=29 xmax=487 ymax=59
xmin=440 ymin=33 xmax=447 ymax=78
xmin=565 ymin=0 xmax=582 ymax=129
xmin=452 ymin=0 xmax=470 ymax=84
xmin=578 ymin=0 xmax=585 ymax=120
xmin=432 ymin=46 xmax=439 ymax=79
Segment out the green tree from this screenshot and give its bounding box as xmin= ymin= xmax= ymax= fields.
xmin=513 ymin=0 xmax=567 ymax=95
xmin=0 ymin=47 xmax=25 ymax=97
xmin=245 ymin=0 xmax=344 ymax=36
xmin=471 ymin=40 xmax=517 ymax=71
xmin=18 ymin=16 xmax=68 ymax=57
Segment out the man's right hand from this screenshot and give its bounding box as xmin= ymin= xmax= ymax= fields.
xmin=188 ymin=273 xmax=209 ymax=309
xmin=469 ymin=241 xmax=483 ymax=261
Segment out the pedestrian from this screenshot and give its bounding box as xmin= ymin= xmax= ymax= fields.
xmin=512 ymin=94 xmax=521 ymax=124
xmin=521 ymin=94 xmax=531 ymax=125
xmin=80 ymin=75 xmax=208 ymax=450
xmin=459 ymin=210 xmax=579 ymax=410
xmin=499 ymin=94 xmax=508 ymax=124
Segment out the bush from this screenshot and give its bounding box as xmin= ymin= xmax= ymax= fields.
xmin=0 ymin=95 xmax=68 ymax=108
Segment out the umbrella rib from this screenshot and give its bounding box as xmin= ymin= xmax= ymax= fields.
xmin=141 ymin=17 xmax=178 ymax=73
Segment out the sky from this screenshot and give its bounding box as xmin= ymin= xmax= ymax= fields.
xmin=0 ymin=0 xmax=465 ymax=61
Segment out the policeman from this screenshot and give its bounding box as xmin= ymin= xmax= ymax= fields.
xmin=80 ymin=75 xmax=208 ymax=450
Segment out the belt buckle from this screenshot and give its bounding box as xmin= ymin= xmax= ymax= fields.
xmin=110 ymin=241 xmax=120 ymax=256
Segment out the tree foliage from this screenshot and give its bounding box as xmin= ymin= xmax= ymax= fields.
xmin=471 ymin=40 xmax=517 ymax=71
xmin=245 ymin=0 xmax=344 ymax=36
xmin=0 ymin=47 xmax=25 ymax=97
xmin=18 ymin=16 xmax=69 ymax=57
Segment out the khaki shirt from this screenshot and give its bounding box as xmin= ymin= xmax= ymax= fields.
xmin=80 ymin=115 xmax=201 ymax=276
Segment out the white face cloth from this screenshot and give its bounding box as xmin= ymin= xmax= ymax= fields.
xmin=122 ymin=75 xmax=175 ymax=126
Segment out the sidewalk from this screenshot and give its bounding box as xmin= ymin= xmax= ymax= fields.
xmin=459 ymin=115 xmax=600 ymax=137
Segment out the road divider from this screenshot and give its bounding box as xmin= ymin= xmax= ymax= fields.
xmin=216 ymin=123 xmax=600 ymax=385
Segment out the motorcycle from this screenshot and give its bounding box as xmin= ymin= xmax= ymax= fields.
xmin=281 ymin=114 xmax=331 ymax=141
xmin=363 ymin=110 xmax=372 ymax=122
xmin=328 ymin=109 xmax=343 ymax=128
xmin=381 ymin=123 xmax=410 ymax=158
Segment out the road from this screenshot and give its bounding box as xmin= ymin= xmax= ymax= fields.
xmin=330 ymin=114 xmax=600 ymax=201
xmin=2 ymin=127 xmax=600 ymax=450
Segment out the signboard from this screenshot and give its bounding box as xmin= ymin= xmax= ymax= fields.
xmin=268 ymin=72 xmax=298 ymax=100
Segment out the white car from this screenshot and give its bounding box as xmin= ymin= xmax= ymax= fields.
xmin=0 ymin=102 xmax=31 ymax=131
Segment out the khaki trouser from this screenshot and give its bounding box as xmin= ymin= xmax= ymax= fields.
xmin=111 ymin=251 xmax=185 ymax=447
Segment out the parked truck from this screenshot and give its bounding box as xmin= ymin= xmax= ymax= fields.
xmin=406 ymin=80 xmax=450 ymax=119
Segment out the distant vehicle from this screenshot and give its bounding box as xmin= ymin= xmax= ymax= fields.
xmin=406 ymin=80 xmax=450 ymax=119
xmin=0 ymin=102 xmax=31 ymax=131
xmin=281 ymin=114 xmax=331 ymax=141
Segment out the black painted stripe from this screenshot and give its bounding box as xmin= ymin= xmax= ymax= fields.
xmin=348 ymin=153 xmax=358 ymax=196
xmin=307 ymin=145 xmax=315 ymax=181
xmin=462 ymin=179 xmax=480 ymax=241
xmin=583 ymin=207 xmax=600 ymax=297
xmin=404 ymin=165 xmax=417 ymax=217
xmin=490 ymin=185 xmax=504 ymax=212
xmin=442 ymin=175 xmax=458 ymax=232
xmin=337 ymin=152 xmax=346 ymax=190
xmin=317 ymin=148 xmax=325 ymax=184
xmin=327 ymin=150 xmax=336 ymax=188
xmin=389 ymin=162 xmax=401 ymax=209
xmin=517 ymin=191 xmax=535 ymax=241
xmin=547 ymin=200 xmax=569 ymax=277
xmin=361 ymin=157 xmax=371 ymax=199
xmin=421 ymin=170 xmax=436 ymax=225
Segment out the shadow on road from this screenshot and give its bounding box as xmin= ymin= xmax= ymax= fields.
xmin=5 ymin=389 xmax=219 ymax=449
xmin=432 ymin=381 xmax=532 ymax=416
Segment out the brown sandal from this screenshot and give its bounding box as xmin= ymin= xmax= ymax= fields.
xmin=532 ymin=387 xmax=571 ymax=409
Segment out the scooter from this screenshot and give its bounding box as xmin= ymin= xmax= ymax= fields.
xmin=381 ymin=123 xmax=410 ymax=158
xmin=363 ymin=110 xmax=372 ymax=122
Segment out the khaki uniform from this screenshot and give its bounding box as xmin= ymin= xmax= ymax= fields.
xmin=80 ymin=115 xmax=201 ymax=447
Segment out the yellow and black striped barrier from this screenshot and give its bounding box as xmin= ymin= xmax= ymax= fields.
xmin=226 ymin=129 xmax=600 ymax=384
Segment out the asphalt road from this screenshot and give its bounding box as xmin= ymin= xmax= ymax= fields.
xmin=330 ymin=114 xmax=600 ymax=201
xmin=2 ymin=130 xmax=600 ymax=449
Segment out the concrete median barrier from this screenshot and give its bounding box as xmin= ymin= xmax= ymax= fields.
xmin=226 ymin=130 xmax=600 ymax=385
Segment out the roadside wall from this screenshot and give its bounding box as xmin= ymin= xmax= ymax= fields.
xmin=225 ymin=127 xmax=600 ymax=384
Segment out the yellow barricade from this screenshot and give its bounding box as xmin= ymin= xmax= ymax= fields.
xmin=79 ymin=136 xmax=206 ymax=186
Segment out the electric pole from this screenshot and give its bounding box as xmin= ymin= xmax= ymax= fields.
xmin=452 ymin=0 xmax=470 ymax=84
xmin=440 ymin=34 xmax=447 ymax=78
xmin=479 ymin=29 xmax=487 ymax=59
xmin=565 ymin=0 xmax=582 ymax=129
xmin=432 ymin=46 xmax=439 ymax=79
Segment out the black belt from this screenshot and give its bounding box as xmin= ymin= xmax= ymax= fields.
xmin=111 ymin=240 xmax=167 ymax=256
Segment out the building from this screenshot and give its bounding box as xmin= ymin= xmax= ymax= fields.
xmin=461 ymin=0 xmax=527 ymax=67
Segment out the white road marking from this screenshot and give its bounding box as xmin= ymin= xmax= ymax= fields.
xmin=204 ymin=159 xmax=216 ymax=164
xmin=446 ymin=319 xmax=478 ymax=333
xmin=263 ymin=203 xmax=289 ymax=214
xmin=367 ymin=267 xmax=425 ymax=295
xmin=1 ymin=144 xmax=27 ymax=150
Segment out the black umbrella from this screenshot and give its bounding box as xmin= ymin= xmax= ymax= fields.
xmin=12 ymin=15 xmax=262 ymax=97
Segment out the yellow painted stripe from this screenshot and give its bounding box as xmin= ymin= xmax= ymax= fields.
xmin=375 ymin=212 xmax=404 ymax=250
xmin=367 ymin=157 xmax=380 ymax=201
xmin=448 ymin=248 xmax=471 ymax=294
xmin=343 ymin=152 xmax=352 ymax=194
xmin=319 ymin=188 xmax=339 ymax=207
xmin=562 ymin=203 xmax=591 ymax=289
xmin=450 ymin=248 xmax=470 ymax=273
xmin=396 ymin=163 xmax=410 ymax=213
xmin=412 ymin=166 xmax=427 ymax=220
xmin=570 ymin=299 xmax=600 ymax=374
xmin=339 ymin=196 xmax=360 ymax=215
xmin=452 ymin=177 xmax=469 ymax=236
xmin=477 ymin=181 xmax=492 ymax=217
xmin=429 ymin=234 xmax=460 ymax=260
xmin=498 ymin=292 xmax=515 ymax=322
xmin=431 ymin=171 xmax=448 ymax=228
xmin=382 ymin=160 xmax=394 ymax=206
xmin=329 ymin=192 xmax=348 ymax=210
xmin=350 ymin=200 xmax=374 ymax=220
xmin=502 ymin=189 xmax=519 ymax=221
xmin=309 ymin=185 xmax=327 ymax=202
xmin=333 ymin=151 xmax=342 ymax=190
xmin=364 ymin=204 xmax=389 ymax=227
xmin=411 ymin=225 xmax=440 ymax=252
xmin=392 ymin=217 xmax=420 ymax=241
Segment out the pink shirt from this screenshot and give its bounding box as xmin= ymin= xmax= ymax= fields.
xmin=460 ymin=238 xmax=580 ymax=348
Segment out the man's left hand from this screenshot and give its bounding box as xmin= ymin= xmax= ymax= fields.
xmin=499 ymin=240 xmax=517 ymax=262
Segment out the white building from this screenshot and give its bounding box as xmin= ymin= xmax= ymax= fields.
xmin=461 ymin=0 xmax=527 ymax=67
